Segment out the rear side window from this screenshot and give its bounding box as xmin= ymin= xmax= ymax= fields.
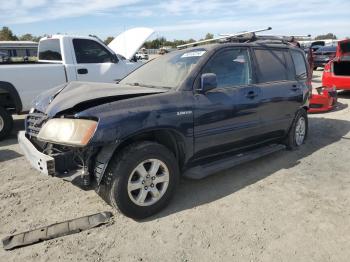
xmin=39 ymin=39 xmax=62 ymax=61
xmin=73 ymin=39 xmax=114 ymax=63
xmin=254 ymin=49 xmax=290 ymax=82
xmin=291 ymin=50 xmax=307 ymax=80
xmin=202 ymin=48 xmax=252 ymax=88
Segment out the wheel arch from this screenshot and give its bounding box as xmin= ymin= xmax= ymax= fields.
xmin=0 ymin=81 xmax=22 ymax=113
xmin=94 ymin=128 xmax=187 ymax=185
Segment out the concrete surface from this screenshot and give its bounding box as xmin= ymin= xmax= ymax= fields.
xmin=0 ymin=70 xmax=349 ymax=262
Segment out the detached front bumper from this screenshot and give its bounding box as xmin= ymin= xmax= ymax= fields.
xmin=308 ymin=87 xmax=337 ymax=113
xmin=18 ymin=131 xmax=55 ymax=176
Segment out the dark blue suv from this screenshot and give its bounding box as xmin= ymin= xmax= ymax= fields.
xmin=19 ymin=42 xmax=311 ymax=219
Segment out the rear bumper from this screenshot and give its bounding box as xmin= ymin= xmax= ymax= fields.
xmin=314 ymin=61 xmax=328 ymax=67
xmin=18 ymin=131 xmax=55 ymax=176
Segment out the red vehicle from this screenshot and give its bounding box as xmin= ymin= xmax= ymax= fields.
xmin=308 ymin=86 xmax=337 ymax=113
xmin=322 ymin=39 xmax=350 ymax=90
xmin=306 ymin=47 xmax=337 ymax=113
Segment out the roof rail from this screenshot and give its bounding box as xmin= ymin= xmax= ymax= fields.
xmin=176 ymin=27 xmax=272 ymax=49
xmin=176 ymin=28 xmax=311 ymax=49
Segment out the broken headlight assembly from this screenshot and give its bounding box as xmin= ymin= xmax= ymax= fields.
xmin=37 ymin=118 xmax=97 ymax=147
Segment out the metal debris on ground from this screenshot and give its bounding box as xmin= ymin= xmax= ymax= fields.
xmin=2 ymin=211 xmax=113 ymax=250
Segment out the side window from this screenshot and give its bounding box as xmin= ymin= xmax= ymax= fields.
xmin=291 ymin=50 xmax=307 ymax=80
xmin=39 ymin=39 xmax=62 ymax=61
xmin=73 ymin=39 xmax=114 ymax=63
xmin=202 ymin=48 xmax=252 ymax=88
xmin=254 ymin=49 xmax=290 ymax=82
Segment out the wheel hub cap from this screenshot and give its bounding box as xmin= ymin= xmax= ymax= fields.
xmin=127 ymin=159 xmax=170 ymax=207
xmin=295 ymin=117 xmax=306 ymax=146
xmin=0 ymin=116 xmax=4 ymax=132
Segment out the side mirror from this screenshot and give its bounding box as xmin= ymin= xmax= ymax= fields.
xmin=199 ymin=73 xmax=217 ymax=93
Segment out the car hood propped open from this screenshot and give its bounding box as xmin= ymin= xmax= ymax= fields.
xmin=336 ymin=39 xmax=350 ymax=61
xmin=108 ymin=27 xmax=154 ymax=60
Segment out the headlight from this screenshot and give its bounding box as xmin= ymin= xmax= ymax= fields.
xmin=37 ymin=118 xmax=97 ymax=146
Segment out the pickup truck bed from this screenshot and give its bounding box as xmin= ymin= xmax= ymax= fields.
xmin=0 ymin=63 xmax=67 ymax=111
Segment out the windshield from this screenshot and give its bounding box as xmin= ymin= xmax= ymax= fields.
xmin=120 ymin=49 xmax=206 ymax=89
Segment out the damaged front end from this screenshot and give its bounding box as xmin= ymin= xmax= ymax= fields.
xmin=19 ymin=81 xmax=168 ymax=188
xmin=20 ymin=110 xmax=100 ymax=187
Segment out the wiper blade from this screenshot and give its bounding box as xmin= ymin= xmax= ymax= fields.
xmin=125 ymin=82 xmax=171 ymax=89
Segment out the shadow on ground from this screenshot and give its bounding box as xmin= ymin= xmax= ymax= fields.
xmin=144 ymin=117 xmax=350 ymax=220
xmin=0 ymin=118 xmax=24 ymax=148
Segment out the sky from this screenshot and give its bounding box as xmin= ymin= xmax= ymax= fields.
xmin=1 ymin=0 xmax=350 ymax=41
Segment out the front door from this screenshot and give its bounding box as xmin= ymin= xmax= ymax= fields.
xmin=193 ymin=48 xmax=262 ymax=159
xmin=72 ymin=38 xmax=126 ymax=83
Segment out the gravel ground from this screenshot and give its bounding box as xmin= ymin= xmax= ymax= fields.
xmin=0 ymin=70 xmax=350 ymax=262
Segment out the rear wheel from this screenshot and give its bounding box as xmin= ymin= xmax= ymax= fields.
xmin=96 ymin=141 xmax=179 ymax=219
xmin=0 ymin=107 xmax=13 ymax=140
xmin=285 ymin=109 xmax=308 ymax=149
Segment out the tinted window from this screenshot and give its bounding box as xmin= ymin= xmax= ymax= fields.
xmin=291 ymin=50 xmax=307 ymax=80
xmin=39 ymin=39 xmax=62 ymax=61
xmin=202 ymin=48 xmax=252 ymax=88
xmin=254 ymin=49 xmax=290 ymax=82
xmin=73 ymin=39 xmax=114 ymax=63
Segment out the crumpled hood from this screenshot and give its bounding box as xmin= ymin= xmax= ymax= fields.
xmin=34 ymin=81 xmax=167 ymax=116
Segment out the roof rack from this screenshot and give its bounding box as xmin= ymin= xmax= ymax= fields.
xmin=176 ymin=27 xmax=311 ymax=49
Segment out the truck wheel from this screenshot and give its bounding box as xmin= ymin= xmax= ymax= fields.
xmin=285 ymin=109 xmax=308 ymax=150
xmin=96 ymin=141 xmax=179 ymax=219
xmin=0 ymin=107 xmax=13 ymax=140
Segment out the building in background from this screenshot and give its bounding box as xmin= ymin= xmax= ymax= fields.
xmin=0 ymin=41 xmax=38 ymax=58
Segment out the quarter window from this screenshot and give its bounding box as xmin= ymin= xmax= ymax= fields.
xmin=202 ymin=48 xmax=252 ymax=88
xmin=291 ymin=50 xmax=307 ymax=80
xmin=254 ymin=49 xmax=290 ymax=82
xmin=39 ymin=39 xmax=62 ymax=61
xmin=73 ymin=39 xmax=114 ymax=63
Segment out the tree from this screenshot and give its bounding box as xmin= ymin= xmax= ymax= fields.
xmin=315 ymin=33 xmax=337 ymax=40
xmin=104 ymin=36 xmax=114 ymax=45
xmin=0 ymin=27 xmax=18 ymax=41
xmin=205 ymin=33 xmax=214 ymax=40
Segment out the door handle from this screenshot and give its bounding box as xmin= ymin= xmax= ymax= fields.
xmin=77 ymin=68 xmax=88 ymax=74
xmin=246 ymin=91 xmax=258 ymax=99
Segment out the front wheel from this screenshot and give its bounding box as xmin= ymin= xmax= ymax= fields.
xmin=285 ymin=109 xmax=308 ymax=150
xmin=0 ymin=107 xmax=13 ymax=140
xmin=96 ymin=141 xmax=179 ymax=219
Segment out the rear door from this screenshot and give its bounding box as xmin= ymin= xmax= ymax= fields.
xmin=72 ymin=38 xmax=126 ymax=83
xmin=252 ymin=48 xmax=302 ymax=138
xmin=193 ymin=47 xmax=262 ymax=159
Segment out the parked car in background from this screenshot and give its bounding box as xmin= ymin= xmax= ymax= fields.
xmin=313 ymin=45 xmax=336 ymax=70
xmin=323 ymin=39 xmax=350 ymax=90
xmin=0 ymin=28 xmax=154 ymax=139
xmin=0 ymin=51 xmax=9 ymax=63
xmin=135 ymin=52 xmax=149 ymax=60
xmin=18 ymin=39 xmax=311 ymax=219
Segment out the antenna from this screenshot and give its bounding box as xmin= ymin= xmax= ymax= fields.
xmin=177 ymin=27 xmax=272 ymax=49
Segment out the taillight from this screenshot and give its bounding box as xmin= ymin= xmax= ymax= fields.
xmin=324 ymin=62 xmax=332 ymax=73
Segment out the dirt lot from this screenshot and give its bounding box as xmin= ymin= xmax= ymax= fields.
xmin=1 ymin=70 xmax=350 ymax=262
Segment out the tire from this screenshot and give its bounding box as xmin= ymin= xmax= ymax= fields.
xmin=0 ymin=106 xmax=13 ymax=140
xmin=96 ymin=141 xmax=180 ymax=219
xmin=285 ymin=109 xmax=308 ymax=150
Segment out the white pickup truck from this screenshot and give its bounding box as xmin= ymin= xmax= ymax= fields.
xmin=0 ymin=27 xmax=154 ymax=139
